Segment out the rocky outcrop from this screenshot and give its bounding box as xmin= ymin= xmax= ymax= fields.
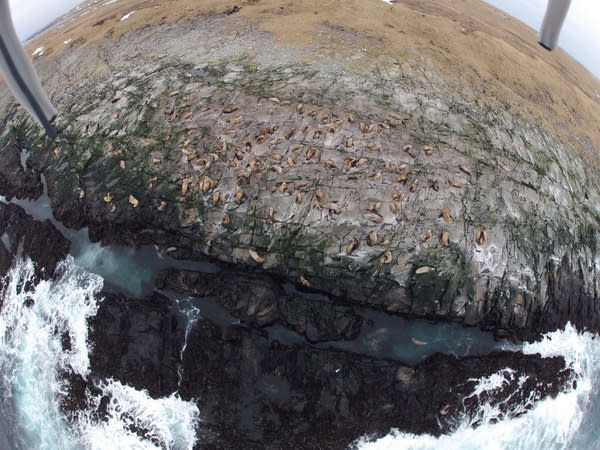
xmin=179 ymin=323 xmax=570 ymax=448
xmin=0 ymin=196 xmax=561 ymax=449
xmin=155 ymin=268 xmax=363 ymax=342
xmin=87 ymin=290 xmax=182 ymax=396
xmin=0 ymin=197 xmax=572 ymax=448
xmin=0 ymin=202 xmax=70 ymax=280
xmin=0 ymin=131 xmax=43 ymax=201
xmin=63 ymin=285 xmax=572 ymax=449
xmin=3 ymin=11 xmax=596 ymax=340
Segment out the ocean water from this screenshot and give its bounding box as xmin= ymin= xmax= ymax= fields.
xmin=356 ymin=324 xmax=599 ymax=449
xmin=0 ymin=257 xmax=200 ymax=450
xmin=0 ymin=251 xmax=598 ymax=449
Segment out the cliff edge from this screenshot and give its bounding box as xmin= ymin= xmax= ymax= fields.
xmin=1 ymin=0 xmax=599 ymax=339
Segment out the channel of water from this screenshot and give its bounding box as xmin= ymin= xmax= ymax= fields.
xmin=2 ymin=159 xmax=512 ymax=365
xmin=2 ymin=151 xmax=597 ymax=449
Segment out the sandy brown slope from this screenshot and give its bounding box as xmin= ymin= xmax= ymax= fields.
xmin=22 ymin=0 xmax=600 ymax=164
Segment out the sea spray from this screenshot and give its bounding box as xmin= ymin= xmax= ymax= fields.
xmin=0 ymin=257 xmax=100 ymax=449
xmin=0 ymin=257 xmax=200 ymax=449
xmin=355 ymin=323 xmax=598 ymax=450
xmin=77 ymin=379 xmax=200 ymax=450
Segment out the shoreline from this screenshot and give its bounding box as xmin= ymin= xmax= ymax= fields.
xmin=2 ymin=1 xmax=599 ymax=339
xmin=0 ymin=1 xmax=599 ymax=445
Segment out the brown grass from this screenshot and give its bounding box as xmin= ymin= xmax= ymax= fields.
xmin=25 ymin=0 xmax=600 ymax=161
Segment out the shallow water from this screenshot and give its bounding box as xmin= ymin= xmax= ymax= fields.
xmin=319 ymin=307 xmax=512 ymax=364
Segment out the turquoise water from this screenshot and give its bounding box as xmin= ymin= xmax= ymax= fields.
xmin=3 ymin=174 xmax=219 ymax=298
xmin=324 ymin=308 xmax=510 ymax=364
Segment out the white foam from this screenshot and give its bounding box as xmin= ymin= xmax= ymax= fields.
xmin=356 ymin=323 xmax=598 ymax=450
xmin=0 ymin=258 xmax=200 ymax=449
xmin=2 ymin=252 xmax=596 ymax=449
xmin=0 ymin=258 xmax=101 ymax=448
xmin=77 ymin=379 xmax=200 ymax=450
xmin=466 ymin=368 xmax=516 ymax=398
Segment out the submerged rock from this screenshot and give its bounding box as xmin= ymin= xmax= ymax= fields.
xmin=155 ymin=267 xmax=363 ymax=342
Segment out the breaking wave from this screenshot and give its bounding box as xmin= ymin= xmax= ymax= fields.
xmin=355 ymin=324 xmax=598 ymax=449
xmin=0 ymin=257 xmax=199 ymax=449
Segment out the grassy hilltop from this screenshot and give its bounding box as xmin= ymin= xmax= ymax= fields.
xmin=27 ymin=0 xmax=600 ymax=161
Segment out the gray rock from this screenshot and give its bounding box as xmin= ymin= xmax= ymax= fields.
xmin=1 ymin=13 xmax=598 ymax=339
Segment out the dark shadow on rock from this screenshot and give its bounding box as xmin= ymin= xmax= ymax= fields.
xmin=64 ymin=284 xmax=573 ymax=449
xmin=0 ymin=202 xmax=70 ymax=280
xmin=155 ymin=268 xmax=363 ymax=343
xmin=0 ymin=135 xmax=43 ymax=201
xmin=87 ymin=290 xmax=182 ymax=397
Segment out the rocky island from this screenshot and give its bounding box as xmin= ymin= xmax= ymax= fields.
xmin=0 ymin=0 xmax=599 ymax=448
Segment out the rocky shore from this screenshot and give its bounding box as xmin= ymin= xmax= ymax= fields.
xmin=0 ymin=202 xmax=572 ymax=448
xmin=0 ymin=203 xmax=574 ymax=447
xmin=1 ymin=0 xmax=599 ymax=447
xmin=2 ymin=0 xmax=599 ymax=339
xmin=82 ymin=288 xmax=573 ymax=449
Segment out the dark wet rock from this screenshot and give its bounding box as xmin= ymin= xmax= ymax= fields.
xmin=70 ymin=289 xmax=573 ymax=449
xmin=0 ymin=133 xmax=43 ymax=201
xmin=87 ymin=290 xmax=182 ymax=397
xmin=0 ymin=238 xmax=10 ymax=278
xmin=155 ymin=268 xmax=363 ymax=342
xmin=182 ymin=327 xmax=569 ymax=448
xmin=0 ymin=202 xmax=70 ymax=280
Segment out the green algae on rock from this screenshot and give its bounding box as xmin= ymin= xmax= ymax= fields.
xmin=1 ymin=2 xmax=599 ymax=340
